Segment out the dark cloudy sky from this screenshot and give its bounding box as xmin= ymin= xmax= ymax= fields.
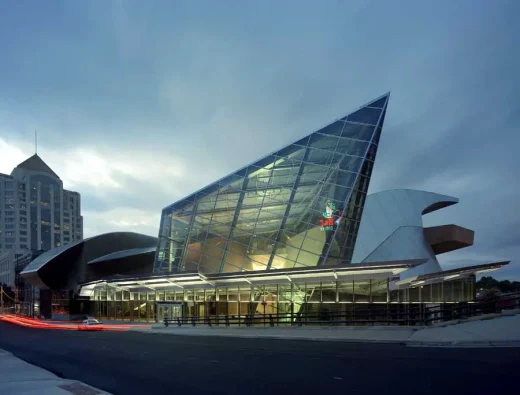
xmin=0 ymin=0 xmax=518 ymax=279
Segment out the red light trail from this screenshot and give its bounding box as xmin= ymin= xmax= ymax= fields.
xmin=0 ymin=314 xmax=150 ymax=332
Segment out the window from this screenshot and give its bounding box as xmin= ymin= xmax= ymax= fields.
xmin=20 ymin=231 xmax=27 ymax=236
xmin=20 ymin=244 xmax=28 ymax=249
xmin=20 ymin=237 xmax=27 ymax=242
xmin=4 ymin=190 xmax=14 ymax=197
xmin=20 ymin=217 xmax=27 ymax=223
xmin=5 ymin=224 xmax=15 ymax=229
xmin=20 ymin=203 xmax=27 ymax=209
xmin=20 ymin=224 xmax=27 ymax=229
xmin=5 ymin=204 xmax=14 ymax=210
xmin=6 ymin=231 xmax=15 ymax=236
xmin=6 ymin=210 xmax=14 ymax=216
xmin=5 ymin=181 xmax=13 ymax=188
xmin=19 ymin=210 xmax=27 ymax=216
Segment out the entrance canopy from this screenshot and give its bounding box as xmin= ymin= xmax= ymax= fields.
xmin=395 ymin=261 xmax=509 ymax=288
xmin=79 ymin=259 xmax=425 ymax=297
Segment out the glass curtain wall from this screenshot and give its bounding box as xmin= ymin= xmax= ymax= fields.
xmin=154 ymin=94 xmax=390 ymax=275
xmin=91 ymin=277 xmax=475 ymax=323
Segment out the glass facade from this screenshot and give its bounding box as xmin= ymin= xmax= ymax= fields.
xmin=90 ymin=276 xmax=476 ymax=323
xmin=154 ymin=94 xmax=389 ymax=275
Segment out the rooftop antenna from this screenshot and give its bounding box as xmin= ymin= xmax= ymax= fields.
xmin=35 ymin=129 xmax=37 ymax=154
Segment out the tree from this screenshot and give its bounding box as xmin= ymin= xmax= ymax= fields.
xmin=476 ymin=276 xmax=520 ymax=294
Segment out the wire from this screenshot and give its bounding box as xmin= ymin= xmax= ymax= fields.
xmin=0 ymin=289 xmax=16 ymax=301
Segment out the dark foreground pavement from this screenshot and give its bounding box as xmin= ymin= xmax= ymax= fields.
xmin=0 ymin=322 xmax=518 ymax=395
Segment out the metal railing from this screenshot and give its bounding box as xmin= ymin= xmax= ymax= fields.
xmin=163 ymin=305 xmax=428 ymax=327
xmin=161 ymin=293 xmax=520 ymax=328
xmin=422 ymin=292 xmax=520 ymax=326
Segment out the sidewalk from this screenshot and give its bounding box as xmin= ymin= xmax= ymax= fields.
xmin=133 ymin=313 xmax=520 ymax=347
xmin=407 ymin=314 xmax=520 ymax=347
xmin=0 ymin=349 xmax=111 ymax=395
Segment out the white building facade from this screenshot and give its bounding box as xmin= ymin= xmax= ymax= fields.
xmin=0 ymin=154 xmax=83 ymax=253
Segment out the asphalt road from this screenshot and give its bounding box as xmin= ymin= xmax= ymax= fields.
xmin=0 ymin=322 xmax=518 ymax=395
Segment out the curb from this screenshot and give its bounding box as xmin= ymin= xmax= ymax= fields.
xmin=406 ymin=341 xmax=520 ymax=348
xmin=145 ymin=329 xmax=411 ymax=344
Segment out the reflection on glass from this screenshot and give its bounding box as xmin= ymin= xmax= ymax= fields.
xmin=154 ymin=95 xmax=389 ymax=274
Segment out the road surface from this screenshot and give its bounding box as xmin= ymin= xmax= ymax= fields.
xmin=0 ymin=321 xmax=517 ymax=395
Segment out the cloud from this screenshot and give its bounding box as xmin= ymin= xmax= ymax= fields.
xmin=0 ymin=138 xmax=29 ymax=174
xmin=0 ymin=0 xmax=519 ymax=279
xmin=0 ymin=136 xmax=188 ymax=237
xmin=83 ymin=207 xmax=160 ymax=238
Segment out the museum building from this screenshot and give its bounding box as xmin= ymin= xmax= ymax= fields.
xmin=21 ymin=93 xmax=509 ymax=322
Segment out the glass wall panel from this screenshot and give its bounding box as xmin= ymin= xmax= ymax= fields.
xmin=409 ymin=287 xmax=420 ymax=302
xmin=317 ymin=121 xmax=344 ymax=136
xmin=464 ymin=276 xmax=475 ymax=301
xmin=346 ymin=107 xmax=382 ymax=125
xmin=335 ymin=139 xmax=368 ymax=158
xmin=354 ymin=280 xmax=370 ymax=303
xmin=399 ymin=288 xmax=408 ymax=302
xmin=341 ymin=123 xmax=376 ymax=141
xmin=339 ymin=280 xmax=354 ymax=302
xmin=371 ymin=279 xmax=388 ymax=302
xmin=153 ymin=95 xmax=389 ymax=274
xmin=321 ymin=282 xmax=336 ymax=302
xmin=443 ymin=282 xmax=453 ymax=302
xmin=431 ymin=283 xmax=441 ymax=302
xmin=453 ymin=281 xmax=464 ymax=302
xmin=421 ymin=285 xmax=432 ymax=303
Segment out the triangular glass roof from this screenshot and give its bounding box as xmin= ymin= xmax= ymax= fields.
xmin=155 ymin=92 xmax=390 ymax=274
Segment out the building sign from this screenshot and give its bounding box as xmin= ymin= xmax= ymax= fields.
xmin=319 ymin=201 xmax=342 ymax=231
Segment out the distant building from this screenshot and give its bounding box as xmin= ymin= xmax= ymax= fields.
xmin=0 ymin=153 xmax=83 ymax=253
xmin=1 ymin=153 xmax=82 ymax=316
xmin=0 ymin=249 xmax=33 ymax=314
xmin=0 ymin=250 xmax=16 ymax=288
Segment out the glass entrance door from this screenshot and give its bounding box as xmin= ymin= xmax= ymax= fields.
xmin=157 ymin=302 xmax=183 ymax=321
